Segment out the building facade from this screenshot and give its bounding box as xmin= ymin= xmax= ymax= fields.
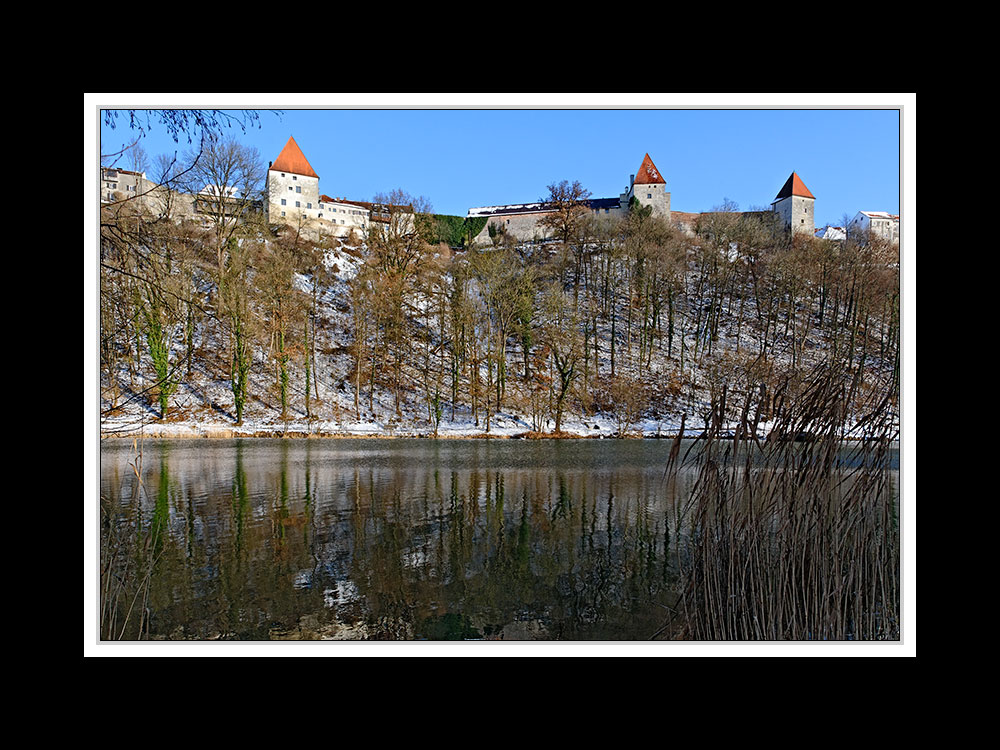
xmin=265 ymin=136 xmax=414 ymax=240
xmin=850 ymin=210 xmax=900 ymax=245
xmin=100 ymin=166 xmax=158 ymax=206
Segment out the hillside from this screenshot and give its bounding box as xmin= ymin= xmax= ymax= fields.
xmin=99 ymin=209 xmax=900 ymax=442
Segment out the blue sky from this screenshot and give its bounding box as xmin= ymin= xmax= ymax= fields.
xmin=99 ymin=105 xmax=901 ymax=229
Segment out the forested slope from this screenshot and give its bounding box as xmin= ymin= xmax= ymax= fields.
xmin=99 ymin=188 xmax=900 ymax=440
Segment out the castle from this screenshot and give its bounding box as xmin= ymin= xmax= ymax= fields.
xmin=103 ymin=140 xmax=899 ymax=247
xmin=100 ymin=136 xmax=412 ymax=241
xmin=265 ymin=136 xmax=413 ymax=239
xmin=466 ymin=154 xmax=817 ymax=243
xmin=263 ymin=145 xmax=820 ymax=244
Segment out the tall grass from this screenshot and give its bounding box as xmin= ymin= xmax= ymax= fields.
xmin=100 ymin=438 xmax=162 ymax=640
xmin=666 ymin=362 xmax=899 ymax=640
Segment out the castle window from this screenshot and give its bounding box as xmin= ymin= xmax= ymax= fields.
xmin=296 ymin=201 xmax=300 ymax=207
xmin=281 ymin=199 xmax=286 ymax=206
xmin=307 ymin=203 xmax=312 ymax=209
xmin=296 ymin=186 xmax=301 ymax=193
xmin=647 ymin=194 xmax=652 ymax=199
xmin=292 ymin=175 xmax=297 ymax=180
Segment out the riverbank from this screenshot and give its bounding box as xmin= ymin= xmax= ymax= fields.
xmin=98 ymin=413 xmax=689 ymax=440
xmin=99 ymin=419 xmax=898 ymax=443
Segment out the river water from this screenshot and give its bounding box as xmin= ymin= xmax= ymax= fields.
xmin=98 ymin=438 xmax=898 ymax=641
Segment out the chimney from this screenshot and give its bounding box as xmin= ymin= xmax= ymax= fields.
xmin=630 ymin=174 xmax=635 ymax=187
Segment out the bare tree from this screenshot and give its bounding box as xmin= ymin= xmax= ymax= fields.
xmin=181 ymin=134 xmax=266 ymax=276
xmin=103 ymin=109 xmax=277 ymax=146
xmin=538 ymin=283 xmax=583 ymax=434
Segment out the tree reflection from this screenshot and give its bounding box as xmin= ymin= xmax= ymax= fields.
xmin=101 ymin=440 xmax=697 ymax=640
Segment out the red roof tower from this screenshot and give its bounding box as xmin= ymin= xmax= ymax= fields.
xmin=632 ymin=153 xmax=665 ymax=185
xmin=773 ymin=172 xmax=815 ymax=201
xmin=270 ymin=136 xmax=319 ymax=179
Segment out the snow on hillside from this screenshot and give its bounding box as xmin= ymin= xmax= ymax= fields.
xmin=100 ymin=237 xmax=892 ymax=441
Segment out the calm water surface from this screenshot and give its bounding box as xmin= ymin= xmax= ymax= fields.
xmin=99 ymin=438 xmax=898 ymax=641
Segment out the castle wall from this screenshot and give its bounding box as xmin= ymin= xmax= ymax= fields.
xmin=470 ymin=210 xmax=557 ymax=245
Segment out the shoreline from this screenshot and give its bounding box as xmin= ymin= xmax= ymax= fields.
xmin=99 ymin=426 xmax=668 ymax=440
xmin=99 ymin=422 xmax=897 ymax=443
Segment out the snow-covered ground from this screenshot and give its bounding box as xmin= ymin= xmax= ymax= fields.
xmin=100 ymin=240 xmax=890 ymax=441
xmin=100 ymin=408 xmax=696 ymax=440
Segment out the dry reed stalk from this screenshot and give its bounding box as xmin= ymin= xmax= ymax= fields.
xmin=667 ymin=362 xmax=899 ymax=641
xmin=100 ymin=435 xmax=164 ymax=641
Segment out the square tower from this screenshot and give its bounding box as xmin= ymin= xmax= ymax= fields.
xmin=266 ymin=136 xmax=321 ymax=225
xmin=771 ymin=172 xmax=815 ymax=236
xmin=627 ymin=153 xmax=671 ymax=220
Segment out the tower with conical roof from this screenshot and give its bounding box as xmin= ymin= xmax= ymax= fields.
xmin=623 ymin=153 xmax=671 ymax=220
xmin=771 ymin=171 xmax=815 ymax=236
xmin=266 ymin=136 xmax=321 ymax=225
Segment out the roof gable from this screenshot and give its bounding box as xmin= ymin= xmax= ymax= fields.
xmin=632 ymin=153 xmax=665 ymax=185
xmin=270 ymin=136 xmax=319 ymax=179
xmin=774 ymin=172 xmax=815 ymax=201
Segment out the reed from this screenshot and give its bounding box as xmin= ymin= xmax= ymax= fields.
xmin=666 ymin=362 xmax=899 ymax=641
xmin=99 ymin=437 xmax=162 ymax=641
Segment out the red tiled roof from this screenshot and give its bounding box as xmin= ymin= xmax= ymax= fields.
xmin=633 ymin=153 xmax=665 ymax=185
xmin=774 ymin=172 xmax=814 ymax=201
xmin=321 ymin=194 xmax=364 ymax=207
xmin=270 ymin=136 xmax=319 ymax=179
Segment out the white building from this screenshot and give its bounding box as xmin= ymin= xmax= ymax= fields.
xmin=100 ymin=166 xmax=154 ymax=205
xmin=266 ymin=136 xmax=324 ymax=226
xmin=850 ymin=211 xmax=900 ymax=245
xmin=265 ymin=136 xmax=414 ymax=240
xmin=815 ymin=225 xmax=846 ymax=241
xmin=199 ymin=184 xmax=240 ymax=198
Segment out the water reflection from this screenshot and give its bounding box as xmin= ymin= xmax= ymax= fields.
xmin=99 ymin=438 xmax=897 ymax=641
